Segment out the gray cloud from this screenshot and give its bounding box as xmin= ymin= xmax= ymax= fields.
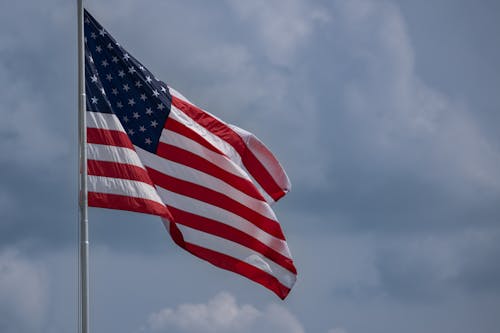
xmin=281 ymin=0 xmax=500 ymax=235
xmin=0 ymin=0 xmax=78 ymax=250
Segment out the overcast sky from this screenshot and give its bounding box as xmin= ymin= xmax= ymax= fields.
xmin=1 ymin=0 xmax=499 ymax=332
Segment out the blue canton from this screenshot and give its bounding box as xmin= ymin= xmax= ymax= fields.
xmin=84 ymin=10 xmax=171 ymax=153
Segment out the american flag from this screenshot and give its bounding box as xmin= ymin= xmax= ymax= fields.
xmin=84 ymin=9 xmax=296 ymax=299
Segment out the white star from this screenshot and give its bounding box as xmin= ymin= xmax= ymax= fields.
xmin=150 ymin=120 xmax=158 ymax=127
xmin=112 ymin=88 xmax=118 ymax=95
xmin=128 ymin=67 xmax=136 ymax=74
xmin=145 ymin=138 xmax=152 ymax=145
xmin=88 ymin=56 xmax=94 ymax=63
xmin=118 ymin=70 xmax=125 ymax=78
xmin=112 ymin=56 xmax=119 ymax=63
xmin=85 ymin=18 xmax=90 ymax=24
xmin=157 ymin=103 xmax=165 ymax=110
xmin=96 ymin=45 xmax=102 ymax=53
xmin=91 ymin=96 xmax=98 ymax=104
xmin=91 ymin=75 xmax=98 ymax=83
xmin=101 ymin=59 xmax=109 ymax=67
xmin=100 ymin=88 xmax=106 ymax=95
xmin=152 ymin=90 xmax=159 ymax=97
xmin=123 ymin=116 xmax=129 ymax=123
xmin=135 ymin=81 xmax=142 ymax=88
xmin=106 ymin=74 xmax=113 ymax=81
xmin=139 ymin=126 xmax=146 ymax=132
xmin=140 ymin=94 xmax=147 ymax=101
xmin=117 ymin=101 xmax=123 ymax=108
xmin=146 ymin=76 xmax=152 ymax=83
xmin=123 ymin=54 xmax=130 ymax=61
xmin=90 ymin=32 xmax=97 ymax=39
xmin=145 ymin=108 xmax=153 ymax=115
xmin=160 ymin=86 xmax=167 ymax=93
xmin=123 ymin=84 xmax=130 ymax=92
xmin=107 ymin=43 xmax=113 ymax=50
xmin=128 ymin=98 xmax=135 ymax=106
xmin=132 ymin=112 xmax=140 ymax=119
xmin=99 ymin=28 xmax=106 ymax=36
xmin=128 ymin=129 xmax=135 ymax=135
xmin=139 ymin=65 xmax=145 ymax=71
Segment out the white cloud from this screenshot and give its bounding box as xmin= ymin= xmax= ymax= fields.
xmin=146 ymin=292 xmax=259 ymax=333
xmin=225 ymin=0 xmax=330 ymax=65
xmin=0 ymin=250 xmax=48 ymax=333
xmin=143 ymin=292 xmax=304 ymax=333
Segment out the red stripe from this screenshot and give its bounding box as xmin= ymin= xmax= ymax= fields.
xmin=164 ymin=117 xmax=222 ymax=155
xmin=89 ymin=192 xmax=173 ymax=220
xmin=156 ymin=142 xmax=265 ymax=201
xmin=171 ymin=96 xmax=285 ymax=201
xmin=181 ymin=242 xmax=291 ymax=299
xmin=87 ymin=128 xmax=134 ymax=149
xmin=169 ymin=206 xmax=297 ymax=274
xmin=88 ymin=159 xmax=154 ymax=186
xmin=147 ymin=167 xmax=285 ymax=240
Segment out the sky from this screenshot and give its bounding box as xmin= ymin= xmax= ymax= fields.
xmin=0 ymin=0 xmax=499 ymax=332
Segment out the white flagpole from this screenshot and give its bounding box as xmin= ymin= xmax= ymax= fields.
xmin=77 ymin=1 xmax=89 ymax=332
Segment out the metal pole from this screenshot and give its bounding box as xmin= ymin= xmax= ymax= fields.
xmin=77 ymin=1 xmax=89 ymax=333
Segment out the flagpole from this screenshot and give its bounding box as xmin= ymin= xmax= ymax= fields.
xmin=77 ymin=1 xmax=90 ymax=333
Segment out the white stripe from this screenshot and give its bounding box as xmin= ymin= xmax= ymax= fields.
xmin=155 ymin=186 xmax=292 ymax=259
xmin=168 ymin=87 xmax=225 ymax=126
xmin=87 ymin=143 xmax=144 ymax=168
xmin=137 ymin=145 xmax=277 ymax=221
xmin=88 ymin=175 xmax=164 ymax=205
xmin=87 ymin=111 xmax=125 ymax=132
xmin=177 ymin=224 xmax=296 ymax=289
xmin=159 ymin=128 xmax=252 ymax=181
xmin=169 ymin=105 xmax=244 ymax=169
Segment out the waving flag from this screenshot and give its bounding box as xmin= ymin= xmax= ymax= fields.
xmin=84 ymin=9 xmax=296 ymax=299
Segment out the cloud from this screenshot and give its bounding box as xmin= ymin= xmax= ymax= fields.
xmin=0 ymin=250 xmax=48 ymax=333
xmin=143 ymin=292 xmax=304 ymax=333
xmin=0 ymin=62 xmax=68 ymax=170
xmin=333 ymin=2 xmax=469 ymax=158
xmin=0 ymin=0 xmax=73 ymax=183
xmin=276 ymin=0 xmax=500 ymax=234
xmin=328 ymin=329 xmax=349 ymax=333
xmin=146 ymin=292 xmax=259 ymax=333
xmin=0 ymin=190 xmax=14 ymax=217
xmin=334 ymin=0 xmax=500 ymax=191
xmin=225 ymin=0 xmax=330 ymax=66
